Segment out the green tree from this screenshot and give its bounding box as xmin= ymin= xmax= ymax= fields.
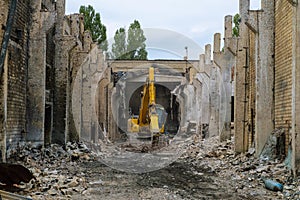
xmin=232 ymin=13 xmax=241 ymax=37
xmin=110 ymin=20 xmax=148 ymax=60
xmin=126 ymin=20 xmax=147 ymax=60
xmin=111 ymin=28 xmax=126 ymax=59
xmin=79 ymin=5 xmax=108 ymax=51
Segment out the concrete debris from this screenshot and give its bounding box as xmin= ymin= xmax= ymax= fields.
xmin=4 ymin=135 xmax=300 ymax=199
xmin=182 ymin=136 xmax=299 ymax=199
xmin=247 ymin=147 xmax=255 ymax=156
xmin=6 ymin=142 xmax=94 ymax=199
xmin=201 ymin=124 xmax=209 ymax=138
xmin=260 ymin=128 xmax=286 ymax=161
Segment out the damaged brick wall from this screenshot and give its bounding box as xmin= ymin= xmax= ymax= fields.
xmin=2 ymin=0 xmax=31 ymax=156
xmin=26 ymin=0 xmax=58 ymax=144
xmin=0 ymin=0 xmax=98 ymax=156
xmin=274 ymin=0 xmax=293 ymax=152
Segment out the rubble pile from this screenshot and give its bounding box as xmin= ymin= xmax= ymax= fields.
xmin=8 ymin=142 xmax=95 ymax=199
xmin=183 ymin=136 xmax=300 ymax=199
xmin=3 ymin=135 xmax=300 ymax=199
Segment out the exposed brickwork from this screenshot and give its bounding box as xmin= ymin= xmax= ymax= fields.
xmin=6 ymin=43 xmax=27 ymax=146
xmin=275 ymin=0 xmax=293 ymax=152
xmin=10 ymin=0 xmax=31 ymax=46
xmin=0 ymin=0 xmax=92 ymax=156
xmin=4 ymin=0 xmax=30 ymax=155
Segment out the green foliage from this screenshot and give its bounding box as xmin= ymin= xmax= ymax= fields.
xmin=111 ymin=20 xmax=148 ymax=60
xmin=232 ymin=13 xmax=241 ymax=37
xmin=79 ymin=5 xmax=108 ymax=51
xmin=112 ymin=28 xmax=126 ymax=59
xmin=126 ymin=20 xmax=147 ymax=60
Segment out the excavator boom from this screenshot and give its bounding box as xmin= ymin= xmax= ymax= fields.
xmin=128 ymin=67 xmax=166 ymax=137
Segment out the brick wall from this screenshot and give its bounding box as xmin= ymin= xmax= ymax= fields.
xmin=274 ymin=0 xmax=293 ymax=150
xmin=4 ymin=0 xmax=31 ymax=153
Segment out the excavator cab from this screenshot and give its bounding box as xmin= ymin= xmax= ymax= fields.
xmin=154 ymin=104 xmax=167 ymax=133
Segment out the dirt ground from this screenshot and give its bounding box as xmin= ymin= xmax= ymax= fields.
xmin=70 ymin=138 xmax=281 ymax=200
xmin=7 ymin=136 xmax=297 ymax=200
xmin=73 ymin=159 xmax=247 ymax=200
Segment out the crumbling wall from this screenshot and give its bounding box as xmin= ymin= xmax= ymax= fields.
xmin=52 ymin=1 xmax=77 ymax=145
xmin=27 ymin=0 xmax=57 ymax=145
xmin=196 ymin=50 xmax=211 ymax=138
xmin=69 ymin=42 xmax=106 ymax=143
xmin=195 ymin=43 xmax=221 ymax=138
xmin=0 ymin=0 xmax=66 ymax=159
xmin=213 ymin=15 xmax=236 ymax=141
xmin=0 ymin=0 xmax=107 ymax=158
xmin=65 ymin=14 xmax=87 ymax=142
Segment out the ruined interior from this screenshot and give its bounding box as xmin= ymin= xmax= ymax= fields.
xmin=1 ymin=0 xmax=300 ymax=199
xmin=96 ymin=64 xmax=189 ymax=143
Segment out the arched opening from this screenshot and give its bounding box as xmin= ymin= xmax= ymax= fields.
xmin=128 ymin=84 xmax=180 ymax=134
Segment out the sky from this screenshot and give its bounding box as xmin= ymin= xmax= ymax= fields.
xmin=66 ymin=0 xmax=261 ymax=59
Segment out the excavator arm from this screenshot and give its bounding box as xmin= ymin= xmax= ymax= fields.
xmin=128 ymin=67 xmax=166 ymax=136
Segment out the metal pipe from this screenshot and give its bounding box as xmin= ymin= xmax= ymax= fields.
xmin=243 ymin=47 xmax=249 ymax=152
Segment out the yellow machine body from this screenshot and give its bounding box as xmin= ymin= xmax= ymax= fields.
xmin=128 ymin=67 xmax=166 ymax=136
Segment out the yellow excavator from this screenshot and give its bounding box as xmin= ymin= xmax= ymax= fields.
xmin=127 ymin=67 xmax=167 ymax=144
